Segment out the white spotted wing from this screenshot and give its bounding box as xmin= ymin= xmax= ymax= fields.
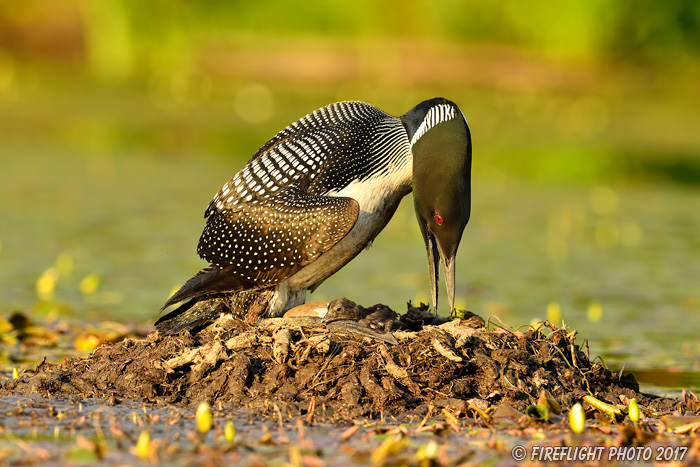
xmin=197 ymin=178 xmax=359 ymax=289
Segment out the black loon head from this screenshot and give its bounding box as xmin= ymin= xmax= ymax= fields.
xmin=402 ymin=98 xmax=472 ymax=315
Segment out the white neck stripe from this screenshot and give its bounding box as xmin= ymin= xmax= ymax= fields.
xmin=410 ymin=104 xmax=456 ymax=146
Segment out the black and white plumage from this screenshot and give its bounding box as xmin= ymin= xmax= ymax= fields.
xmin=156 ymin=98 xmax=471 ymax=334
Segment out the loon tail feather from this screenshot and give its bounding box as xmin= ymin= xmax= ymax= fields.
xmin=161 ymin=266 xmax=249 ymax=311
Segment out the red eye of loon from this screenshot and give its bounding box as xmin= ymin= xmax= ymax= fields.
xmin=434 ymin=214 xmax=443 ymax=225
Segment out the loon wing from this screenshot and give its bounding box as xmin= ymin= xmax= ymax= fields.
xmin=162 ymin=179 xmax=359 ymax=309
xmin=203 ymin=101 xmax=401 ymax=217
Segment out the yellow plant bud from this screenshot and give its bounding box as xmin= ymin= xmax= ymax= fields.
xmin=569 ymin=403 xmax=586 ymax=434
xmin=546 ymin=301 xmax=562 ymax=324
xmin=587 ymin=301 xmax=603 ymax=322
xmin=196 ymin=401 xmax=213 ymax=434
xmin=36 ymin=267 xmax=60 ymax=301
xmin=136 ymin=430 xmax=150 ymax=460
xmin=629 ymin=398 xmax=640 ymax=423
xmin=79 ymin=273 xmax=101 ymax=296
xmin=224 ymin=420 xmax=235 ymax=442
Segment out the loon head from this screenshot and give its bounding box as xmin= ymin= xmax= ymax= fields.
xmin=402 ymin=98 xmax=472 ymax=315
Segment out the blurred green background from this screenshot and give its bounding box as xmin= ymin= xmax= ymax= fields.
xmin=1 ymin=1 xmax=699 ymax=390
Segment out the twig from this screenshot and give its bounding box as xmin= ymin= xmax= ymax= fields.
xmin=311 ymin=347 xmax=340 ymax=385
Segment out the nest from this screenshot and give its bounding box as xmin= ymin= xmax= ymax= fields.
xmin=5 ymin=302 xmax=669 ymax=419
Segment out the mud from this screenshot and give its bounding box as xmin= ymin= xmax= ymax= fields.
xmin=3 ymin=302 xmax=680 ymax=419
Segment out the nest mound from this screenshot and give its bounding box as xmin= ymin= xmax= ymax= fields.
xmin=5 ymin=307 xmax=672 ymax=418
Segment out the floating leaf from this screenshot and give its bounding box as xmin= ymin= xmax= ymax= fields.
xmin=339 ymin=425 xmax=360 ymax=442
xmin=537 ymin=392 xmax=561 ymax=415
xmin=0 ymin=332 xmax=18 ymax=346
xmin=547 ymin=398 xmax=561 ymax=415
xmin=673 ymin=421 xmax=700 ymax=434
xmin=661 ymin=415 xmax=700 ymax=431
xmin=67 ymin=446 xmax=98 ymax=464
xmin=22 ymin=325 xmax=60 ymax=346
xmin=76 ymin=435 xmax=105 ymax=460
xmin=371 ymin=435 xmax=408 ymax=466
xmin=416 ymin=439 xmax=439 ymax=464
xmin=525 ymin=404 xmax=549 ymax=422
xmin=492 ymin=403 xmax=523 ymax=422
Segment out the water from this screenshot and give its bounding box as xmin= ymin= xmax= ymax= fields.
xmin=1 ymin=144 xmax=699 ymax=393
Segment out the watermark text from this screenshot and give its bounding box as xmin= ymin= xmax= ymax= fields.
xmin=510 ymin=445 xmax=688 ymax=462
